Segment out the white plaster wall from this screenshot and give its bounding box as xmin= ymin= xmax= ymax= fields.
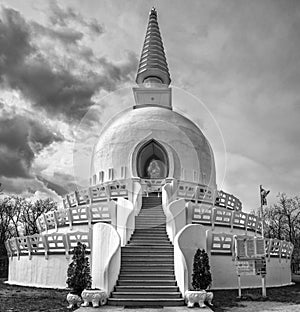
xmin=165 ymin=198 xmax=186 ymax=243
xmin=91 ymin=106 xmax=216 ymax=189
xmin=196 ymin=223 xmax=258 ymax=237
xmin=129 ymin=179 xmax=142 ymax=216
xmin=211 ymin=254 xmax=292 ymax=290
xmin=7 ymin=254 xmax=75 ymax=288
xmin=174 ymin=224 xmax=207 ymax=294
xmin=174 ymin=224 xmax=292 ymax=293
xmin=116 ymin=197 xmax=135 ymax=246
xmin=91 ymin=223 xmax=120 ymax=295
xmin=46 ymin=224 xmax=90 ymax=234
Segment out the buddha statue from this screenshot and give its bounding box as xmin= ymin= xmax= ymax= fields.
xmin=147 ymin=159 xmax=161 ymax=178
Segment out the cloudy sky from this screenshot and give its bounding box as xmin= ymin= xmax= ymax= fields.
xmin=0 ymin=0 xmax=299 ymax=212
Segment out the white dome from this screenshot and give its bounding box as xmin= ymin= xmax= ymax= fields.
xmin=90 ymin=105 xmax=216 ymax=189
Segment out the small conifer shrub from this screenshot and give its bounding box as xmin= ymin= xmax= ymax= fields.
xmin=66 ymin=242 xmax=92 ymax=295
xmin=192 ymin=248 xmax=212 ymax=290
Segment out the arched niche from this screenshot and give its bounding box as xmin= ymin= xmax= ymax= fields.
xmin=136 ymin=139 xmax=169 ymax=179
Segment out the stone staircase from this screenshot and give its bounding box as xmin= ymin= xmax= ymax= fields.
xmin=108 ymin=196 xmax=184 ymax=306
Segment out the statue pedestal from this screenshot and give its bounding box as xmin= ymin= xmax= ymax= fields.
xmin=66 ymin=293 xmax=81 ymax=309
xmin=81 ymin=289 xmax=108 ymax=308
xmin=185 ymin=290 xmax=213 ymax=308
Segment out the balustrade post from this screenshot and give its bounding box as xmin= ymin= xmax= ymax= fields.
xmin=41 ymin=235 xmax=49 ymax=260
xmin=53 ymin=211 xmax=59 ymax=232
xmin=5 ymin=240 xmax=12 ymax=258
xmin=279 ymin=240 xmax=283 ymax=263
xmin=211 ymin=207 xmax=216 ymax=231
xmin=14 ymin=238 xmax=21 ymax=260
xmin=245 ymin=214 xmax=249 ymax=235
xmin=185 ymin=202 xmax=194 ymax=224
xmin=63 ymin=233 xmax=70 ymax=259
xmin=67 ymin=208 xmax=73 ymax=230
xmin=229 ymin=210 xmax=234 ymax=232
xmin=25 ymin=236 xmax=32 ymax=260
xmin=105 ymin=184 xmax=111 ymax=201
xmin=86 ymin=205 xmax=92 ymax=228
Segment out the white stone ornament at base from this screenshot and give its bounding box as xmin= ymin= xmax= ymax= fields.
xmin=81 ymin=289 xmax=108 ymax=307
xmin=185 ymin=290 xmax=213 ymax=308
xmin=66 ymin=293 xmax=82 ymax=309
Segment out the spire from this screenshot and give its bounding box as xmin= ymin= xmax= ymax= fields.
xmin=136 ymin=7 xmax=171 ymax=86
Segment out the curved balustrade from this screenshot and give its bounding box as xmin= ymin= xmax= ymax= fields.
xmin=141 ymin=178 xmax=165 ymax=195
xmin=63 ymin=180 xmax=129 ymax=208
xmin=176 ymin=181 xmax=214 ymax=203
xmin=36 ymin=202 xmax=112 ymax=233
xmin=207 ymin=232 xmax=293 ymax=261
xmin=209 ymin=233 xmax=235 ymax=256
xmin=265 ymin=238 xmax=294 ymax=261
xmin=189 ymin=203 xmax=262 ymax=234
xmin=215 ymin=190 xmax=242 ymax=211
xmin=5 ymin=231 xmax=91 ymax=260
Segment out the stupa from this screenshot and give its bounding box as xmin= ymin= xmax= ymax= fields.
xmin=5 ymin=8 xmax=293 ymax=307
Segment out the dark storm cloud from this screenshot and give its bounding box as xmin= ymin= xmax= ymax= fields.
xmin=0 ymin=115 xmax=63 ymax=179
xmin=49 ymin=1 xmax=104 ymax=35
xmin=0 ymin=6 xmax=138 ymax=121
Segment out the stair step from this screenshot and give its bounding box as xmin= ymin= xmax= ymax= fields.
xmin=123 ymin=251 xmax=173 ymax=255
xmin=111 ymin=292 xmax=182 ymax=299
xmin=117 ymin=280 xmax=177 ymax=286
xmin=129 ymin=239 xmax=171 ymax=243
xmin=121 ymin=259 xmax=174 ymax=264
xmin=135 ymin=224 xmax=166 ymax=226
xmin=135 ymin=225 xmax=166 ymax=229
xmin=121 ymin=260 xmax=174 ymax=264
xmin=133 ymin=230 xmax=168 ymax=233
xmin=135 ymin=227 xmax=167 ymax=230
xmin=120 ymin=268 xmax=174 ymax=273
xmin=122 ymin=252 xmax=173 ymax=256
xmin=135 ymin=222 xmax=166 ymax=224
xmin=135 ymin=220 xmax=165 ymax=222
xmin=108 ymin=298 xmax=184 ymax=306
xmin=129 ymin=241 xmax=171 ymax=244
xmin=128 ymin=243 xmax=172 ymax=247
xmin=132 ymin=234 xmax=169 ymax=237
xmin=130 ymin=235 xmax=169 ymax=239
xmin=122 ymin=255 xmax=173 ymax=259
xmin=115 ymin=286 xmax=179 ymax=292
xmin=119 ymin=274 xmax=175 ymax=280
xmin=123 ymin=246 xmax=173 ymax=250
xmin=120 ymin=263 xmax=174 ymax=267
xmin=123 ymin=250 xmax=173 ymax=254
xmin=122 ymin=246 xmax=172 ymax=250
xmin=121 ymin=262 xmax=174 ymax=266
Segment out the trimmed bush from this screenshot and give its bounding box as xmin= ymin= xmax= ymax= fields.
xmin=66 ymin=242 xmax=92 ymax=296
xmin=192 ymin=248 xmax=212 ymax=290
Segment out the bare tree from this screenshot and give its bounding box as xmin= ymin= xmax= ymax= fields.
xmin=264 ymin=193 xmax=300 ymax=260
xmin=21 ymin=198 xmax=57 ymax=236
xmin=0 ymin=196 xmax=58 ymax=257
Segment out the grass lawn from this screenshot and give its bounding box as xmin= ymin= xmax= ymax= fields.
xmin=211 ymin=281 xmax=300 ymax=312
xmin=0 ymin=278 xmax=73 ymax=312
xmin=1 ymin=278 xmax=300 ymax=312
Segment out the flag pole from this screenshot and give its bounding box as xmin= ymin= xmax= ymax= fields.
xmin=260 ymin=185 xmax=264 ymax=238
xmin=259 ymin=185 xmax=269 ymax=298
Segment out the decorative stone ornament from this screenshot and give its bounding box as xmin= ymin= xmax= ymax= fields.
xmin=185 ymin=290 xmax=213 ymax=308
xmin=81 ymin=289 xmax=108 ymax=308
xmin=66 ymin=293 xmax=82 ymax=309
